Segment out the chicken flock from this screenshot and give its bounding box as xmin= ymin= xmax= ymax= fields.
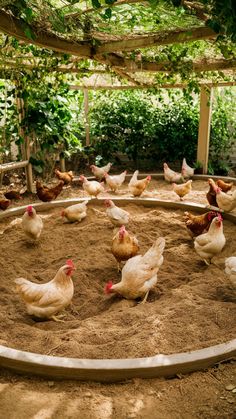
xmin=1 ymin=159 xmax=236 ymax=322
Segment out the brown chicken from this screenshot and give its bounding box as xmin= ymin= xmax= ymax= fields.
xmin=4 ymin=190 xmax=22 ymax=200
xmin=111 ymin=225 xmax=139 ymax=271
xmin=36 ymin=180 xmax=64 ymax=202
xmin=128 ymin=170 xmax=151 ymax=197
xmin=206 ymin=178 xmax=217 ymax=207
xmin=0 ymin=198 xmax=10 ymax=210
xmin=184 ymin=210 xmax=218 ymax=237
xmin=216 ymin=179 xmax=233 ymax=193
xmin=55 ymin=169 xmax=74 ymax=185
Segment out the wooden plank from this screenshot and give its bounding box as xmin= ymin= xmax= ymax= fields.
xmin=197 ymin=86 xmax=213 ymax=174
xmin=0 ymin=160 xmax=29 ymax=173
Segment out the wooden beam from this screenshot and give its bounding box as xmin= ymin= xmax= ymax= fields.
xmin=0 ymin=10 xmax=92 ymax=58
xmin=70 ymin=81 xmax=236 ymax=90
xmin=95 ymin=26 xmax=217 ymax=54
xmin=83 ymin=89 xmax=90 ymax=146
xmin=197 ymin=85 xmax=213 ymax=174
xmin=2 ymin=57 xmax=236 ymax=75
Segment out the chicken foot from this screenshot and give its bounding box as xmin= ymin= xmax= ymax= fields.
xmin=51 ymin=314 xmax=66 ymax=322
xmin=139 ymin=290 xmax=150 ymax=305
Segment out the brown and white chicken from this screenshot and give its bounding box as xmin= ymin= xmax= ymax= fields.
xmin=181 ymin=158 xmax=194 ymax=178
xmin=61 ymin=200 xmax=89 ymax=223
xmin=90 ymin=162 xmax=112 ymax=180
xmin=104 ymin=170 xmax=127 ymax=193
xmin=55 ymin=169 xmax=74 ymax=185
xmin=79 ymin=175 xmax=104 ymax=198
xmin=15 ymin=260 xmax=76 ymax=321
xmin=173 ymin=180 xmax=192 ymax=200
xmin=22 ymin=205 xmax=43 ymax=241
xmin=105 ymin=237 xmax=165 ymax=302
xmin=128 ymin=170 xmax=151 ymax=197
xmin=163 ymin=163 xmax=184 ymax=183
xmin=104 ymin=199 xmax=130 ymax=226
xmin=111 ymin=225 xmax=139 ymax=271
xmin=194 ymin=214 xmax=226 ymax=265
xmin=184 ymin=210 xmax=218 ymax=237
xmin=214 ymin=186 xmax=236 ymax=212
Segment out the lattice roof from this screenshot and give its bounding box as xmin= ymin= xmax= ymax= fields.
xmin=0 ymin=1 xmax=235 ymax=88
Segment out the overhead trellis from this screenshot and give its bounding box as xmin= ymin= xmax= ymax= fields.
xmin=0 ymin=1 xmax=235 ymax=88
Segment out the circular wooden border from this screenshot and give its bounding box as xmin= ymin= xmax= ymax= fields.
xmin=0 ymin=196 xmax=235 ymax=381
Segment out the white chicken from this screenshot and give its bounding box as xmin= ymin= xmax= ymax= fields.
xmin=194 ymin=214 xmax=226 ymax=265
xmin=104 ymin=199 xmax=129 ymax=226
xmin=163 ymin=163 xmax=184 ymax=183
xmin=214 ymin=186 xmax=236 ymax=212
xmin=61 ymin=200 xmax=89 ymax=222
xmin=182 ymin=158 xmax=194 ymax=178
xmin=104 ymin=170 xmax=127 ymax=193
xmin=128 ymin=170 xmax=151 ymax=197
xmin=79 ymin=175 xmax=104 ymax=198
xmin=225 ymin=257 xmax=236 ymax=288
xmin=105 ymin=237 xmax=165 ymax=302
xmin=90 ymin=162 xmax=112 ymax=180
xmin=14 ymin=260 xmax=76 ymax=321
xmin=21 ymin=205 xmax=43 ymax=241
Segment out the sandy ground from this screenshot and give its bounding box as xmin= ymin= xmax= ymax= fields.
xmin=0 ymin=176 xmax=235 ymax=418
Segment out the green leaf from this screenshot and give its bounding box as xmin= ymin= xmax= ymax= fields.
xmin=24 ymin=26 xmax=36 ymax=41
xmin=92 ymin=0 xmax=101 ymax=8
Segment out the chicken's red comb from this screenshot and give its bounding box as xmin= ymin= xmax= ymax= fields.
xmin=147 ymin=175 xmax=151 ymax=181
xmin=119 ymin=225 xmax=126 ymax=232
xmin=27 ymin=205 xmax=33 ymax=212
xmin=66 ymin=259 xmax=75 ymax=269
xmin=104 ymin=281 xmax=113 ymax=294
xmin=207 ymin=211 xmax=217 ymax=221
xmin=217 ymin=213 xmax=223 ymax=222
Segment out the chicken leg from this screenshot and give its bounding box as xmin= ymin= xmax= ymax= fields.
xmin=139 ymin=290 xmax=150 ymax=305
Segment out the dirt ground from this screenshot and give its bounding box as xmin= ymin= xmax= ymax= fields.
xmin=0 ymin=175 xmax=235 ymax=418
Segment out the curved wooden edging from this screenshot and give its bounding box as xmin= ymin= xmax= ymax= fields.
xmin=0 ymin=197 xmax=235 ymax=381
xmin=0 ymin=340 xmax=235 ymax=382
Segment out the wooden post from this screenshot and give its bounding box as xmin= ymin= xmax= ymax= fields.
xmin=197 ymin=85 xmax=213 ymax=174
xmin=60 ymin=156 xmax=66 ymax=172
xmin=25 ymin=136 xmax=33 ymax=193
xmin=83 ymin=89 xmax=90 ymax=146
xmin=17 ymin=95 xmax=33 ymax=193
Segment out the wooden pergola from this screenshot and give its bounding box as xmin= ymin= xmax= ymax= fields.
xmin=0 ymin=0 xmax=235 ymax=189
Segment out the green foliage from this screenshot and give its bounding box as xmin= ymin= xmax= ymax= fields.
xmin=90 ymin=90 xmax=199 ymax=168
xmin=90 ymin=88 xmax=236 ymax=173
xmin=0 ymin=81 xmax=19 ymax=162
xmin=209 ymin=88 xmax=236 ymax=174
xmin=22 ymin=80 xmax=84 ymax=173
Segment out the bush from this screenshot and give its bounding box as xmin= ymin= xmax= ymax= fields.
xmin=90 ymin=88 xmax=236 ymax=174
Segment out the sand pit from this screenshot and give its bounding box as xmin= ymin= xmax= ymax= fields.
xmin=0 ymin=192 xmax=235 ymax=360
